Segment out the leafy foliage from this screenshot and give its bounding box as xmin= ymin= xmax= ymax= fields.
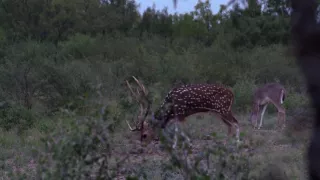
xmin=37 ymin=106 xmax=123 ymax=179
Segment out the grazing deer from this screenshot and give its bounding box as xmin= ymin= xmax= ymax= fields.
xmin=125 ymin=76 xmax=240 ymax=149
xmin=249 ymin=83 xmax=286 ymax=129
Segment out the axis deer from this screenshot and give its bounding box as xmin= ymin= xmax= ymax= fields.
xmin=125 ymin=76 xmax=240 ymax=149
xmin=249 ymin=83 xmax=286 ymax=129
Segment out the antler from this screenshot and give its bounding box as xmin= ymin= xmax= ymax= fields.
xmin=125 ymin=76 xmax=150 ymax=132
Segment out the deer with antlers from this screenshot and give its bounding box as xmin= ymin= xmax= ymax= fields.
xmin=125 ymin=76 xmax=240 ymax=149
xmin=249 ymin=83 xmax=286 ymax=130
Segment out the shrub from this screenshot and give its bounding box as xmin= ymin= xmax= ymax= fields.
xmin=37 ymin=105 xmax=124 ymax=179
xmin=0 ymin=105 xmax=36 ymax=133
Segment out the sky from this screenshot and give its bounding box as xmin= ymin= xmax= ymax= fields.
xmin=135 ymin=0 xmax=229 ymax=15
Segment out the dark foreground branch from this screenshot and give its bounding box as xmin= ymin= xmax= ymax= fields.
xmin=290 ymin=0 xmax=320 ymax=179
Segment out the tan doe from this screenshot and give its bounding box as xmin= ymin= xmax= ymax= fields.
xmin=249 ymin=83 xmax=286 ymax=129
xmin=125 ymin=76 xmax=240 ymax=149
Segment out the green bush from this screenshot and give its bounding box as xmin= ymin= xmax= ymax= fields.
xmin=0 ymin=105 xmax=35 ymax=133
xmin=232 ymin=78 xmax=257 ymax=112
xmin=37 ymin=103 xmax=126 ymax=179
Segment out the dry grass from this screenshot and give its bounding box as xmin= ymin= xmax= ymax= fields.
xmin=0 ymin=128 xmax=41 ymax=179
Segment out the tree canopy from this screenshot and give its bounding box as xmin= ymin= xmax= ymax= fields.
xmin=0 ymin=0 xmax=292 ymax=48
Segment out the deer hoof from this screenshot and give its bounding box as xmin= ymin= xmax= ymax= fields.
xmin=172 ymin=142 xmax=177 ymax=149
xmin=223 ymin=140 xmax=227 ymax=146
xmin=236 ymin=140 xmax=242 ymax=147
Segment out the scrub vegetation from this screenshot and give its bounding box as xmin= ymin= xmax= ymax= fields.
xmin=0 ymin=0 xmax=312 ymax=179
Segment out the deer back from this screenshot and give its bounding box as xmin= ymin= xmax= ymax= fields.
xmin=254 ymin=83 xmax=286 ymax=105
xmin=154 ymin=84 xmax=235 ymax=125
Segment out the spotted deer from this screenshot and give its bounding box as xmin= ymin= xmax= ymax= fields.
xmin=249 ymin=83 xmax=286 ymax=129
xmin=125 ymin=76 xmax=240 ymax=148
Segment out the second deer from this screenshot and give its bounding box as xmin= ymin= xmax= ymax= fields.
xmin=249 ymin=83 xmax=286 ymax=129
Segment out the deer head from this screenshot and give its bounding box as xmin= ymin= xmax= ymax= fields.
xmin=125 ymin=76 xmax=159 ymax=143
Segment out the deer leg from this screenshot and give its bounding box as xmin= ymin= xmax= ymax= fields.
xmin=251 ymin=104 xmax=260 ymax=129
xmin=220 ymin=111 xmax=241 ymax=145
xmin=176 ymin=119 xmax=192 ymax=149
xmin=258 ymin=104 xmax=268 ymax=129
xmin=178 ymin=120 xmax=192 ymax=147
xmin=224 ymin=125 xmax=232 ymax=146
xmin=271 ymin=100 xmax=286 ymax=129
xmin=221 ymin=118 xmax=233 ymax=145
xmin=233 ymin=123 xmax=240 ymax=143
xmin=172 ymin=121 xmax=179 ymax=149
xmin=274 ymin=109 xmax=286 ymax=129
xmin=278 ymin=109 xmax=286 ymax=129
xmin=180 ymin=130 xmax=191 ymax=146
xmin=279 ymin=102 xmax=286 ymax=129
